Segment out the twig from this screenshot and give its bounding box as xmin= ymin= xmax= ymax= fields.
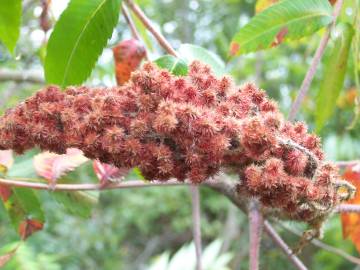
xmin=124 ymin=0 xmax=179 ymax=57
xmin=263 ymin=221 xmax=308 ymax=270
xmin=336 ymin=204 xmax=360 ymax=213
xmin=0 ymin=69 xmax=44 ymax=84
xmin=334 ymin=160 xmax=360 ymax=168
xmin=280 ymin=223 xmax=360 ymax=266
xmin=0 ymin=178 xmax=188 ymax=191
xmin=121 ymin=2 xmax=149 ymax=61
xmin=248 ymin=200 xmax=263 ymax=270
xmin=122 ymin=2 xmax=141 ymax=41
xmin=288 ymin=0 xmax=344 ymax=121
xmin=190 ymin=185 xmax=202 ymax=270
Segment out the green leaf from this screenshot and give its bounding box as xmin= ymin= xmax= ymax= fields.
xmin=0 ymin=0 xmax=21 ymax=54
xmin=315 ymin=23 xmax=354 ymax=132
xmin=45 ymin=0 xmax=121 ymax=87
xmin=178 ymin=44 xmax=225 ymax=76
xmin=52 ymin=189 xmax=98 ymax=218
xmin=154 ymin=55 xmax=188 ymax=76
xmin=230 ymin=0 xmax=333 ymax=56
xmin=2 ymin=188 xmax=45 ymax=239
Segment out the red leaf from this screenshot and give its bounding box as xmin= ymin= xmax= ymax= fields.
xmin=18 ymin=219 xmax=44 ymax=240
xmin=229 ymin=42 xmax=240 ymax=56
xmin=112 ymin=38 xmax=146 ymax=85
xmin=33 ymin=148 xmax=88 ymax=185
xmin=271 ymin=27 xmax=288 ymax=47
xmin=93 ymin=160 xmax=128 ymax=185
xmin=341 ymin=163 xmax=360 ymax=253
xmin=0 ymin=185 xmax=12 ymax=202
xmin=0 ymin=245 xmax=19 ymax=268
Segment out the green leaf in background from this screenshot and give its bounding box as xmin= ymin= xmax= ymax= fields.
xmin=178 ymin=44 xmax=226 ymax=76
xmin=230 ymin=0 xmax=333 ymax=56
xmin=154 ymin=55 xmax=188 ymax=76
xmin=45 ymin=0 xmax=122 ymax=87
xmin=0 ymin=0 xmax=21 ymax=54
xmin=315 ymin=23 xmax=354 ymax=132
xmin=2 ymin=188 xmax=45 ymax=239
xmin=52 ymin=189 xmax=98 ymax=218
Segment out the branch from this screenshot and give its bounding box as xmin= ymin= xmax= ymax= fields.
xmin=0 ymin=69 xmax=44 ymax=84
xmin=0 ymin=178 xmax=188 ymax=191
xmin=336 ymin=204 xmax=360 ymax=213
xmin=288 ymin=0 xmax=344 ymax=121
xmin=190 ymin=185 xmax=203 ymax=270
xmin=280 ymin=223 xmax=360 ymax=266
xmin=205 ymin=177 xmax=308 ymax=270
xmin=248 ymin=200 xmax=263 ymax=270
xmin=122 ymin=2 xmax=141 ymax=41
xmin=263 ymin=221 xmax=308 ymax=270
xmin=334 ymin=160 xmax=360 ymax=169
xmin=121 ymin=2 xmax=149 ymax=61
xmin=124 ymin=0 xmax=179 ymax=57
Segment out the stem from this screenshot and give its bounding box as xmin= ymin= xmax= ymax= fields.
xmin=248 ymin=200 xmax=263 ymax=270
xmin=264 ymin=221 xmax=308 ymax=270
xmin=336 ymin=204 xmax=360 ymax=213
xmin=334 ymin=160 xmax=360 ymax=168
xmin=121 ymin=2 xmax=149 ymax=61
xmin=190 ymin=185 xmax=202 ymax=270
xmin=124 ymin=0 xmax=179 ymax=57
xmin=122 ymin=2 xmax=141 ymax=41
xmin=0 ymin=178 xmax=188 ymax=191
xmin=280 ymin=223 xmax=360 ymax=265
xmin=288 ymin=0 xmax=344 ymax=121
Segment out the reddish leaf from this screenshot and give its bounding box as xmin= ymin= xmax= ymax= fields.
xmin=18 ymin=218 xmax=44 ymax=240
xmin=93 ymin=160 xmax=128 ymax=185
xmin=341 ymin=163 xmax=360 ymax=253
xmin=33 ymin=148 xmax=88 ymax=185
xmin=1 ymin=188 xmax=45 ymax=239
xmin=112 ymin=38 xmax=146 ymax=85
xmin=0 ymin=245 xmax=19 ymax=268
xmin=271 ymin=27 xmax=288 ymax=47
xmin=337 ymin=87 xmax=358 ymax=108
xmin=229 ymin=42 xmax=240 ymax=56
xmin=0 ymin=185 xmax=12 ymax=202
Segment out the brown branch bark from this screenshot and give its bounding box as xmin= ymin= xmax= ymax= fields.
xmin=0 ymin=178 xmax=187 ymax=190
xmin=121 ymin=2 xmax=149 ymax=62
xmin=334 ymin=160 xmax=360 ymax=169
xmin=336 ymin=204 xmax=360 ymax=213
xmin=124 ymin=0 xmax=179 ymax=57
xmin=280 ymin=223 xmax=360 ymax=266
xmin=264 ymin=221 xmax=308 ymax=270
xmin=122 ymin=2 xmax=141 ymax=41
xmin=190 ymin=185 xmax=202 ymax=270
xmin=248 ymin=200 xmax=263 ymax=270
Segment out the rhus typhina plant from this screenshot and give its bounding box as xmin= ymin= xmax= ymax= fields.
xmin=0 ymin=0 xmax=360 ymax=269
xmin=0 ymin=60 xmax=355 ymax=226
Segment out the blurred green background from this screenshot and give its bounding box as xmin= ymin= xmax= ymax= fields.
xmin=0 ymin=0 xmax=360 ymax=269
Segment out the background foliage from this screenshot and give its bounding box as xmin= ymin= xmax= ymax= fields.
xmin=0 ymin=0 xmax=360 ymax=269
